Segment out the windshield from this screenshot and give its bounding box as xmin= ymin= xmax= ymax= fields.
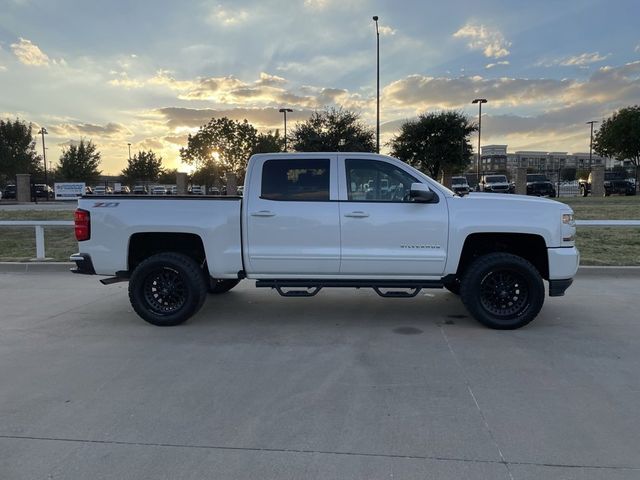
xmin=485 ymin=175 xmax=507 ymax=183
xmin=451 ymin=177 xmax=468 ymax=185
xmin=527 ymin=175 xmax=548 ymax=182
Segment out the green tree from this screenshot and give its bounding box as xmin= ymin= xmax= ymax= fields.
xmin=289 ymin=107 xmax=375 ymax=152
xmin=189 ymin=160 xmax=222 ymax=188
xmin=253 ymin=130 xmax=284 ymax=155
xmin=121 ymin=150 xmax=164 ymax=185
xmin=388 ymin=111 xmax=476 ymax=179
xmin=594 ymin=106 xmax=640 ymax=183
xmin=180 ymin=118 xmax=261 ymax=182
xmin=157 ymin=168 xmax=179 ymax=185
xmin=56 ymin=139 xmax=102 ymax=183
xmin=0 ymin=118 xmax=42 ymax=184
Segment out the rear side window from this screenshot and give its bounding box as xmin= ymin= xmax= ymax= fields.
xmin=261 ymin=159 xmax=330 ymax=201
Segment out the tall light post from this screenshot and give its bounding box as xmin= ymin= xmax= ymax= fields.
xmin=38 ymin=127 xmax=48 ymax=200
xmin=127 ymin=143 xmax=132 ymax=161
xmin=279 ymin=108 xmax=293 ymax=152
xmin=472 ymin=99 xmax=487 ymax=185
xmin=586 ymin=121 xmax=598 ymax=168
xmin=373 ymin=15 xmax=380 ymax=153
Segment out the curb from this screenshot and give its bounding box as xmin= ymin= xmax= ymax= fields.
xmin=1 ymin=263 xmax=639 ymax=276
xmin=0 ymin=262 xmax=74 ymax=273
xmin=575 ymin=266 xmax=640 ymax=277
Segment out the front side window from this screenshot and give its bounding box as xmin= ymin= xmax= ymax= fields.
xmin=261 ymin=159 xmax=330 ymax=201
xmin=346 ymin=159 xmax=418 ymax=202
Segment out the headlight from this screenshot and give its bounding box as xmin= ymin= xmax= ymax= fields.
xmin=562 ymin=213 xmax=575 ymax=225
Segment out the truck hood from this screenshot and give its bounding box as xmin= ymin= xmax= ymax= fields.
xmin=462 ymin=192 xmax=570 ymax=211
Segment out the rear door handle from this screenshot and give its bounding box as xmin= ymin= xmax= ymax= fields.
xmin=344 ymin=211 xmax=369 ymax=218
xmin=251 ymin=210 xmax=276 ymax=217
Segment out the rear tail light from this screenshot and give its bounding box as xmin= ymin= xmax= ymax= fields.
xmin=74 ymin=209 xmax=90 ymax=241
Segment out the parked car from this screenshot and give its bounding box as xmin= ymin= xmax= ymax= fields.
xmin=189 ymin=185 xmax=205 ymax=195
xmin=84 ymin=186 xmax=93 ymax=195
xmin=93 ymin=186 xmax=113 ymax=195
xmin=34 ymin=184 xmax=53 ymax=198
xmin=133 ymin=186 xmax=148 ymax=195
xmin=450 ymin=176 xmax=470 ymax=196
xmin=526 ymin=174 xmax=556 ymax=197
xmin=151 ymin=185 xmax=168 ymax=196
xmin=208 ymin=186 xmax=220 ymax=195
xmin=3 ymin=184 xmax=16 ymax=199
xmin=237 ymin=185 xmax=244 ymax=196
xmin=114 ymin=186 xmax=131 ymax=195
xmin=71 ymin=152 xmax=578 ymax=331
xmin=478 ymin=174 xmax=512 ymax=193
xmin=579 ymin=171 xmax=636 ymax=197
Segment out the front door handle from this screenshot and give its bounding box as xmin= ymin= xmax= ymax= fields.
xmin=251 ymin=210 xmax=276 ymax=217
xmin=344 ymin=211 xmax=369 ymax=218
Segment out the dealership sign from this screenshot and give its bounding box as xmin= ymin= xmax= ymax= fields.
xmin=55 ymin=182 xmax=85 ymax=200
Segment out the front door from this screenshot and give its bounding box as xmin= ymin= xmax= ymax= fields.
xmin=338 ymin=157 xmax=448 ymax=276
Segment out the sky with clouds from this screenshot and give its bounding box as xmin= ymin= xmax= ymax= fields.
xmin=1 ymin=0 xmax=639 ymax=174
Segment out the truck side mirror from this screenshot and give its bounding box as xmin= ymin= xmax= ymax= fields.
xmin=410 ymin=183 xmax=437 ymax=203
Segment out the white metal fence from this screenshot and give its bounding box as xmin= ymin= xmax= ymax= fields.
xmin=0 ymin=221 xmax=74 ymax=260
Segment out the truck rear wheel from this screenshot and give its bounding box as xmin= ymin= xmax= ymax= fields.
xmin=460 ymin=253 xmax=544 ymax=330
xmin=209 ymin=278 xmax=240 ymax=294
xmin=129 ymin=252 xmax=208 ymax=326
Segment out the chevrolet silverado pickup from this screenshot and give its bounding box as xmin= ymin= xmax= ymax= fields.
xmin=71 ymin=152 xmax=579 ymax=330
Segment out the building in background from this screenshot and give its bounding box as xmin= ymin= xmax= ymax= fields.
xmin=479 ymin=145 xmax=618 ymax=178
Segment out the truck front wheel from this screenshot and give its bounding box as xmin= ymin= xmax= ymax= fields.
xmin=129 ymin=252 xmax=208 ymax=326
xmin=460 ymin=253 xmax=544 ymax=330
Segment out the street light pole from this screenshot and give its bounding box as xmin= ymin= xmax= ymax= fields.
xmin=472 ymin=99 xmax=487 ymax=186
xmin=586 ymin=121 xmax=598 ymax=168
xmin=279 ymin=108 xmax=293 ymax=152
xmin=38 ymin=127 xmax=48 ymax=200
xmin=127 ymin=143 xmax=132 ymax=161
xmin=373 ymin=15 xmax=380 ymax=154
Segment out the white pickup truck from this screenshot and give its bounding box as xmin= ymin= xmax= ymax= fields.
xmin=71 ymin=152 xmax=579 ymax=329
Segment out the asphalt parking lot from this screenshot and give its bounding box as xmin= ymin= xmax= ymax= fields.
xmin=1 ymin=270 xmax=639 ymax=479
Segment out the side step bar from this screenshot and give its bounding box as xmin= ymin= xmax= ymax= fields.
xmin=256 ymin=279 xmax=443 ymax=299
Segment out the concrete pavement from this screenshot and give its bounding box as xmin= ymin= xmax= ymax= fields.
xmin=0 ymin=272 xmax=639 ymax=479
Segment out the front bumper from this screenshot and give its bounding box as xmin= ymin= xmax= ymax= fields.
xmin=547 ymin=247 xmax=579 ymax=296
xmin=70 ymin=253 xmax=96 ymax=275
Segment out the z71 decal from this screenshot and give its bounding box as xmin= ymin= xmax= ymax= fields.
xmin=93 ymin=202 xmax=120 ymax=208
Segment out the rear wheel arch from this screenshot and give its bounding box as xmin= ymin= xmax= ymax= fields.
xmin=128 ymin=232 xmax=207 ymax=273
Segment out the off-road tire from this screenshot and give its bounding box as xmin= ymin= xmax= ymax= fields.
xmin=460 ymin=253 xmax=544 ymax=330
xmin=129 ymin=252 xmax=208 ymax=326
xmin=208 ymin=278 xmax=241 ymax=294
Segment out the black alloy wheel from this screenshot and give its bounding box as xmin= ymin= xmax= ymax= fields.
xmin=479 ymin=270 xmax=529 ymax=318
xmin=143 ymin=267 xmax=187 ymax=314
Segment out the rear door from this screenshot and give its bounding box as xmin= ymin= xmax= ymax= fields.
xmin=245 ymin=155 xmax=340 ymax=276
xmin=338 ymin=156 xmax=448 ymax=276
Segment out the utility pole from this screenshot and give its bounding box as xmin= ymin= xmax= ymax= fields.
xmin=373 ymin=15 xmax=380 ymax=153
xmin=472 ymin=99 xmax=487 ymax=187
xmin=38 ymin=127 xmax=48 ymax=200
xmin=279 ymin=108 xmax=293 ymax=152
xmin=586 ymin=121 xmax=598 ymax=168
xmin=128 ymin=143 xmax=132 ymax=161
